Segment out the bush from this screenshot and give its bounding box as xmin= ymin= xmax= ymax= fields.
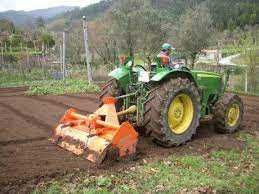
xmin=26 ymin=79 xmax=100 ymax=95
xmin=0 ymin=68 xmax=53 ymax=87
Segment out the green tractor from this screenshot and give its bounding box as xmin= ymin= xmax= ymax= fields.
xmin=99 ymin=56 xmax=244 ymax=147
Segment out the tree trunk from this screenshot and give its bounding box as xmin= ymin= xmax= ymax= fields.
xmin=147 ymin=55 xmax=152 ymax=67
xmin=248 ymin=50 xmax=256 ymax=93
xmin=190 ymin=53 xmax=196 ymax=69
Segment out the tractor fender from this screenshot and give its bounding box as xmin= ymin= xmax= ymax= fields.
xmin=109 ymin=65 xmax=147 ymax=80
xmin=151 ymin=68 xmax=197 ymax=86
xmin=108 ymin=66 xmax=131 ymax=91
xmin=108 ymin=66 xmax=130 ymax=80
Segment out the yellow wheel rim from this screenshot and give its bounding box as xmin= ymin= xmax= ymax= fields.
xmin=227 ymin=103 xmax=240 ymax=127
xmin=167 ymin=94 xmax=194 ymax=134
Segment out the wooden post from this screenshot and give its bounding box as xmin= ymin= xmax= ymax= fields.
xmin=62 ymin=31 xmax=66 ymax=80
xmin=26 ymin=47 xmax=29 ymax=70
xmin=33 ymin=41 xmax=36 ymax=51
xmin=216 ymin=41 xmax=222 ymax=66
xmin=60 ymin=44 xmax=63 ymax=78
xmin=4 ymin=42 xmax=7 ymax=53
xmin=82 ymin=16 xmax=93 ymax=83
xmin=1 ymin=47 xmax=3 ymax=64
xmin=245 ymin=68 xmax=248 ymax=93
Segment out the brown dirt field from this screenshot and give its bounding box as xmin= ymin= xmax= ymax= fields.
xmin=0 ymin=88 xmax=258 ymax=194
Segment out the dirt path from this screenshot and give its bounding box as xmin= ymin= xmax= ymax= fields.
xmin=0 ymin=88 xmax=258 ymax=193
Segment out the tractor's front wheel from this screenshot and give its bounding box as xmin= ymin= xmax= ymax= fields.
xmin=144 ymin=77 xmax=201 ymax=147
xmin=213 ymin=93 xmax=244 ymax=133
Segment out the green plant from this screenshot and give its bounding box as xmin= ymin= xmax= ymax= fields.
xmin=33 ymin=130 xmax=259 ymax=193
xmin=0 ymin=68 xmax=52 ymax=88
xmin=26 ymin=79 xmax=100 ymax=96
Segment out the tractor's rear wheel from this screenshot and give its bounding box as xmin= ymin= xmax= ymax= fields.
xmin=144 ymin=77 xmax=201 ymax=147
xmin=213 ymin=93 xmax=244 ymax=133
xmin=99 ymin=79 xmax=123 ymax=110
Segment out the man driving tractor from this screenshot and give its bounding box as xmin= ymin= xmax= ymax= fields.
xmin=157 ymin=43 xmax=176 ymax=67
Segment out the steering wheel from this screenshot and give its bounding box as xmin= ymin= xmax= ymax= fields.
xmin=181 ymin=66 xmax=190 ymax=71
xmin=134 ymin=64 xmax=147 ymax=71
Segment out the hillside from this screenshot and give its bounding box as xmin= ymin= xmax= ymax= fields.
xmin=52 ymin=1 xmax=113 ymax=21
xmin=47 ymin=0 xmax=258 ymax=32
xmin=47 ymin=1 xmax=113 ymax=31
xmin=0 ymin=6 xmax=78 ymax=27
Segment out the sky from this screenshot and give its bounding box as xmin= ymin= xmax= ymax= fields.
xmin=0 ymin=0 xmax=101 ymax=12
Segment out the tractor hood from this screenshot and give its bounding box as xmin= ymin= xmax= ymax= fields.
xmin=191 ymin=70 xmax=222 ymax=93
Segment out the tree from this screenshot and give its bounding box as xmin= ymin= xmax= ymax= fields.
xmin=35 ymin=17 xmax=45 ymax=29
xmin=67 ymin=28 xmax=84 ymax=65
xmin=88 ymin=17 xmax=118 ymax=67
xmin=136 ymin=1 xmax=168 ymax=65
xmin=111 ymin=0 xmax=141 ymax=57
xmin=41 ymin=32 xmax=55 ymax=53
xmin=174 ymin=4 xmax=213 ymax=68
xmin=0 ymin=19 xmax=15 ymax=33
xmin=110 ymin=0 xmax=169 ymax=63
xmin=238 ymin=2 xmax=258 ymax=27
xmin=152 ymin=0 xmax=206 ymax=23
xmin=206 ymin=0 xmax=259 ymax=31
xmin=239 ymin=27 xmax=258 ymax=93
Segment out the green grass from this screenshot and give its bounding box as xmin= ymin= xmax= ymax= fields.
xmin=0 ymin=71 xmax=29 ymax=87
xmin=3 ymin=50 xmax=42 ymax=56
xmin=0 ymin=69 xmax=100 ymax=95
xmin=221 ymin=46 xmax=244 ymax=58
xmin=26 ymin=79 xmax=100 ymax=96
xmin=228 ymin=89 xmax=259 ymax=97
xmin=232 ymin=51 xmax=259 ymax=66
xmin=0 ymin=69 xmax=51 ymax=88
xmin=230 ymin=49 xmax=259 ymax=95
xmin=33 ymin=130 xmax=259 ymax=194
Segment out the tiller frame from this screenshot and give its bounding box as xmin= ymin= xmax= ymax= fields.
xmin=51 ymin=97 xmax=138 ymax=164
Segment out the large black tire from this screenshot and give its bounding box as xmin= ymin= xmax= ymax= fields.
xmin=144 ymin=77 xmax=201 ymax=147
xmin=213 ymin=93 xmax=244 ymax=133
xmin=99 ymin=79 xmax=124 ymax=110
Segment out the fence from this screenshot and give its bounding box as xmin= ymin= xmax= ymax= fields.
xmin=1 ymin=48 xmax=258 ymax=95
xmin=0 ymin=51 xmax=111 ymax=84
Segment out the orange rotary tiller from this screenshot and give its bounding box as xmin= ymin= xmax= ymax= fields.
xmin=51 ymin=97 xmax=138 ymax=164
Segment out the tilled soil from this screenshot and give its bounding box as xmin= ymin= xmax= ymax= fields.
xmin=0 ymin=87 xmax=258 ymax=193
